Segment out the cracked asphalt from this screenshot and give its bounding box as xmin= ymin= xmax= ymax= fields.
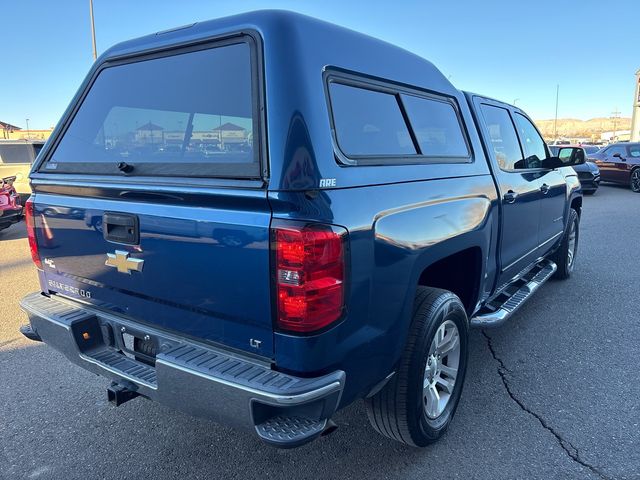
xmin=1 ymin=184 xmax=639 ymax=480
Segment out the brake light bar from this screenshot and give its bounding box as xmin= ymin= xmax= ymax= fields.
xmin=273 ymin=222 xmax=347 ymax=333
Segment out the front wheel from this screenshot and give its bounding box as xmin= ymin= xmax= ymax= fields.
xmin=630 ymin=169 xmax=640 ymax=193
xmin=551 ymin=208 xmax=579 ymax=280
xmin=365 ymin=287 xmax=468 ymax=446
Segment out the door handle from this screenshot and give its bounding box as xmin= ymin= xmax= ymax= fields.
xmin=540 ymin=183 xmax=550 ymax=194
xmin=503 ymin=190 xmax=518 ymax=203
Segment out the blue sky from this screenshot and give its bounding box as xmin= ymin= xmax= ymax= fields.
xmin=1 ymin=0 xmax=638 ymax=129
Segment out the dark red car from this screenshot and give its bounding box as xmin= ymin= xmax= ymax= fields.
xmin=588 ymin=142 xmax=640 ymax=192
xmin=0 ymin=176 xmax=23 ymax=232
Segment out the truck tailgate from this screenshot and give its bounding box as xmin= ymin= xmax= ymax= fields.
xmin=33 ymin=190 xmax=273 ymax=357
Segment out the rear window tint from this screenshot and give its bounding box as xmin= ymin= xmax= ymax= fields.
xmin=44 ymin=41 xmax=259 ymax=178
xmin=329 ymin=83 xmax=416 ymax=157
xmin=0 ymin=144 xmax=34 ymax=164
xmin=401 ymin=94 xmax=469 ymax=158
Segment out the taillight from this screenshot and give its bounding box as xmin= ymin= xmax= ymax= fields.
xmin=25 ymin=198 xmax=42 ymax=269
xmin=273 ymin=222 xmax=347 ymax=333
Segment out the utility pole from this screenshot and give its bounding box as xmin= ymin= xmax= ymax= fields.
xmin=25 ymin=118 xmax=30 ymax=139
xmin=611 ymin=108 xmax=621 ymax=142
xmin=89 ymin=0 xmax=97 ymax=60
xmin=553 ymin=84 xmax=559 ymax=141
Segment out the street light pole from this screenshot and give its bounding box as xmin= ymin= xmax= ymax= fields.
xmin=25 ymin=118 xmax=30 ymax=139
xmin=611 ymin=108 xmax=621 ymax=142
xmin=553 ymin=84 xmax=559 ymax=141
xmin=89 ymin=0 xmax=97 ymax=60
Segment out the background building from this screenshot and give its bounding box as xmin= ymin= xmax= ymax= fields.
xmin=1 ymin=120 xmax=53 ymax=141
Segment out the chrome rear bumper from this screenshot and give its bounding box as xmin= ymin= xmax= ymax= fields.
xmin=20 ymin=292 xmax=345 ymax=447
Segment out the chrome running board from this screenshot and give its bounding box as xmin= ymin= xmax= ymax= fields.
xmin=471 ymin=259 xmax=557 ymax=328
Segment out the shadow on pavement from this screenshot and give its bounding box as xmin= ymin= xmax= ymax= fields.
xmin=0 ymin=221 xmax=27 ymax=241
xmin=1 ymin=331 xmax=595 ymax=480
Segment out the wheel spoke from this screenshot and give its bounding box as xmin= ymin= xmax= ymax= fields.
xmin=435 ymin=325 xmax=445 ymax=347
xmin=439 ymin=364 xmax=458 ymax=380
xmin=436 ymin=330 xmax=459 ymax=356
xmin=424 ymin=384 xmax=440 ymax=418
xmin=435 ymin=375 xmax=455 ymax=394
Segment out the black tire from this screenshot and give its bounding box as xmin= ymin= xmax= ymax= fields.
xmin=365 ymin=287 xmax=469 ymax=447
xmin=583 ymin=190 xmax=596 ymax=196
xmin=551 ymin=208 xmax=579 ymax=280
xmin=631 ymin=168 xmax=640 ymax=193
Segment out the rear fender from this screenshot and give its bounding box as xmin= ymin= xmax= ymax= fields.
xmin=371 ymin=196 xmax=496 ymax=370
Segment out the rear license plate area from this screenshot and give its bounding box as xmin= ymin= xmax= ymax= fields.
xmin=121 ymin=331 xmax=157 ymax=366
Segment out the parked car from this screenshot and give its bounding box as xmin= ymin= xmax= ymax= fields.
xmin=549 ymin=145 xmax=600 ymax=194
xmin=0 ymin=176 xmax=23 ymax=232
xmin=580 ymin=145 xmax=601 ymax=155
xmin=0 ymin=140 xmax=45 ymax=203
xmin=19 ymin=11 xmax=584 ymax=449
xmin=587 ymin=142 xmax=640 ymax=192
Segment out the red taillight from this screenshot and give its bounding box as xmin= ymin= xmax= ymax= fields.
xmin=25 ymin=198 xmax=42 ymax=269
xmin=274 ymin=223 xmax=346 ymax=333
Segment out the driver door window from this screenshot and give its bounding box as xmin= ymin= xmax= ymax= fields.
xmin=513 ymin=113 xmax=548 ymax=169
xmin=605 ymin=145 xmax=626 ymax=159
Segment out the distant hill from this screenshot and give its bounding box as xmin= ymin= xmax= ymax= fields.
xmin=534 ymin=117 xmax=631 ymax=139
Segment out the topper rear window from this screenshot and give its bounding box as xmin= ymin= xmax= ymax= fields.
xmin=43 ymin=40 xmax=260 ymax=178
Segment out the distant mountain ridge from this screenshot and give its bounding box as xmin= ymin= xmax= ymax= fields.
xmin=534 ymin=117 xmax=631 ymax=138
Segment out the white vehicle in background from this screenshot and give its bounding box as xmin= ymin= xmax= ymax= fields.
xmin=0 ymin=140 xmax=45 ymax=203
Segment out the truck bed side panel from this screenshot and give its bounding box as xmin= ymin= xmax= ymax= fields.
xmin=269 ymin=175 xmax=498 ymax=404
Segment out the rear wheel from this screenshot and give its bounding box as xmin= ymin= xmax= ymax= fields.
xmin=365 ymin=287 xmax=468 ymax=446
xmin=551 ymin=208 xmax=579 ymax=280
xmin=630 ymin=169 xmax=640 ymax=193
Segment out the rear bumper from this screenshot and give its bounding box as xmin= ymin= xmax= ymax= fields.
xmin=20 ymin=292 xmax=345 ymax=448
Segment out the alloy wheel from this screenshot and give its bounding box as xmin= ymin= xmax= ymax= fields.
xmin=631 ymin=169 xmax=640 ymax=193
xmin=423 ymin=319 xmax=460 ymax=419
xmin=567 ymin=218 xmax=577 ymax=271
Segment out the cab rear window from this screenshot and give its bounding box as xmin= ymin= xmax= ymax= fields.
xmin=43 ymin=40 xmax=260 ymax=178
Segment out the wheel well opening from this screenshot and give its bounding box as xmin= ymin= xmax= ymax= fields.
xmin=417 ymin=247 xmax=481 ymax=315
xmin=571 ymin=197 xmax=582 ymax=216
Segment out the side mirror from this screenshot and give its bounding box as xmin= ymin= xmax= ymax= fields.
xmin=552 ymin=147 xmax=586 ymax=167
xmin=613 ymin=152 xmax=625 ymax=160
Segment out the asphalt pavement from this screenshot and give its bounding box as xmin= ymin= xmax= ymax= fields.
xmin=1 ymin=185 xmax=638 ymax=480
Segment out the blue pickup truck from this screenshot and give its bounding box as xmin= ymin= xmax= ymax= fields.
xmin=19 ymin=11 xmax=584 ymax=448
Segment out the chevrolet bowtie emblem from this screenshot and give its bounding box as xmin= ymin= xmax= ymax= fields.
xmin=105 ymin=250 xmax=144 ymax=274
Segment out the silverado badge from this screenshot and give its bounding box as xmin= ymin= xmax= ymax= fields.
xmin=105 ymin=250 xmax=144 ymax=274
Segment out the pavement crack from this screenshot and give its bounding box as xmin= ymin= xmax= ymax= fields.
xmin=481 ymin=330 xmax=610 ymax=480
